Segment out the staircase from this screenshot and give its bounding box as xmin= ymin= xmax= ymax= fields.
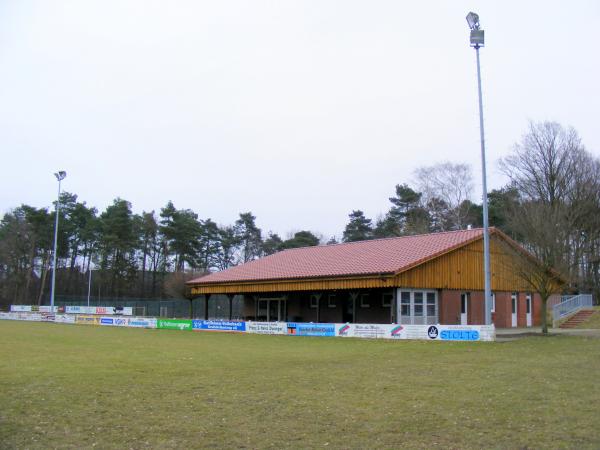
xmin=559 ymin=310 xmax=596 ymax=329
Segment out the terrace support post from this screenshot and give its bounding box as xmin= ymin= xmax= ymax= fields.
xmin=253 ymin=295 xmax=260 ymax=320
xmin=350 ymin=292 xmax=359 ymax=324
xmin=204 ymin=294 xmax=211 ymax=320
xmin=314 ymin=293 xmax=322 ymax=323
xmin=282 ymin=295 xmax=288 ymax=322
xmin=391 ymin=289 xmax=396 ymax=324
xmin=227 ymin=294 xmax=234 ymax=320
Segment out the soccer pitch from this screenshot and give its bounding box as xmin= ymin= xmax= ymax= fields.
xmin=1 ymin=322 xmax=599 ymax=449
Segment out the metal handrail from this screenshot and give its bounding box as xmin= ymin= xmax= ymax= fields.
xmin=552 ymin=294 xmax=594 ymax=327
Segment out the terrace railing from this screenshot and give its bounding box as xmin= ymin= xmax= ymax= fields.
xmin=552 ymin=294 xmax=594 ymax=327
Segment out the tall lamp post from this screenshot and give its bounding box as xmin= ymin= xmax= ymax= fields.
xmin=466 ymin=12 xmax=492 ymax=325
xmin=50 ymin=171 xmax=67 ymax=310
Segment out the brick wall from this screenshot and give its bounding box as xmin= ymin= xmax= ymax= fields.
xmin=439 ymin=290 xmax=461 ymax=324
xmin=439 ymin=290 xmax=539 ymax=328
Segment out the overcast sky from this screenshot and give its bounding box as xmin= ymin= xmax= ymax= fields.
xmin=1 ymin=0 xmax=598 ymax=240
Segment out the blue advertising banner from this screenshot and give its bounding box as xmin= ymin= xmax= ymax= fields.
xmin=100 ymin=317 xmax=114 ymax=325
xmin=192 ymin=320 xmax=246 ymax=332
xmin=287 ymin=323 xmax=335 ymax=337
xmin=440 ymin=329 xmax=480 ymax=341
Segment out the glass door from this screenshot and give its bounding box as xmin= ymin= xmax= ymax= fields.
xmin=511 ymin=293 xmax=518 ymax=327
xmin=258 ymin=298 xmax=286 ymax=322
xmin=397 ymin=290 xmax=438 ymax=325
xmin=460 ymin=293 xmax=469 ymax=325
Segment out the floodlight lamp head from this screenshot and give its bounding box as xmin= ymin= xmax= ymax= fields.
xmin=54 ymin=171 xmax=67 ymax=181
xmin=466 ymin=12 xmax=480 ymax=30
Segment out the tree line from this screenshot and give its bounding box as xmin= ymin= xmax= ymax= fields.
xmin=1 ymin=121 xmax=599 ymax=305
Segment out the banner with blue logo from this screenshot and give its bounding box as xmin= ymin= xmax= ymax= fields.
xmin=287 ymin=323 xmax=335 ymax=337
xmin=192 ymin=320 xmax=246 ymax=332
xmin=439 ymin=329 xmax=480 ymax=341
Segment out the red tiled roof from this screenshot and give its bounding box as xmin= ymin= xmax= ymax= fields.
xmin=188 ymin=228 xmax=489 ymax=285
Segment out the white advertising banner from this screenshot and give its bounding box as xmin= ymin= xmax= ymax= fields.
xmin=10 ymin=305 xmax=59 ymax=313
xmin=65 ymin=306 xmax=133 ymax=316
xmin=335 ymin=323 xmax=495 ymax=341
xmin=21 ymin=313 xmax=43 ymax=321
xmin=0 ymin=312 xmax=19 ymax=320
xmin=246 ymin=321 xmax=287 ymax=335
xmin=127 ymin=317 xmax=157 ymax=328
xmin=99 ymin=316 xmax=129 ymax=326
xmin=54 ymin=314 xmax=76 ymax=324
xmin=335 ymin=323 xmax=406 ymax=339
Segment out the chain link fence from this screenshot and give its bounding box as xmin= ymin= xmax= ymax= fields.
xmin=53 ymin=295 xmax=244 ymax=319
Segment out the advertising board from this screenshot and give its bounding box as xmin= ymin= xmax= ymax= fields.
xmin=192 ymin=320 xmax=246 ymax=332
xmin=246 ymin=322 xmax=287 ymax=335
xmin=0 ymin=312 xmax=19 ymax=320
xmin=65 ymin=306 xmax=133 ymax=316
xmin=99 ymin=316 xmax=128 ymax=326
xmin=127 ymin=317 xmax=157 ymax=328
xmin=336 ymin=323 xmax=406 ymax=339
xmin=11 ymin=305 xmax=60 ymax=313
xmin=21 ymin=313 xmax=43 ymax=321
xmin=157 ymin=319 xmax=192 ymax=331
xmin=287 ymin=323 xmax=335 ymax=337
xmin=424 ymin=325 xmax=483 ymax=341
xmin=54 ymin=314 xmax=76 ymax=324
xmin=75 ymin=315 xmax=101 ymax=325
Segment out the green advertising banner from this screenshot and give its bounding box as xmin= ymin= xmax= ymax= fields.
xmin=156 ymin=319 xmax=193 ymax=331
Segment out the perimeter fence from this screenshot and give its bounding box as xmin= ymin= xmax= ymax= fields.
xmin=44 ymin=294 xmax=244 ymax=319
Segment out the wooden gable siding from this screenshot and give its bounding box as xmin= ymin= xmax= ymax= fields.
xmin=392 ymin=236 xmax=533 ymax=291
xmin=188 ymin=235 xmax=533 ymax=296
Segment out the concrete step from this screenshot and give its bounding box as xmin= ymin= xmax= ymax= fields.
xmin=560 ymin=310 xmax=597 ymax=329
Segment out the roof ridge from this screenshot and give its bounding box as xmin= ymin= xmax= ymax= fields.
xmin=277 ymin=227 xmax=486 ymax=253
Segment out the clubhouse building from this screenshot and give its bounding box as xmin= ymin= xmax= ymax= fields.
xmin=187 ymin=228 xmax=559 ymax=328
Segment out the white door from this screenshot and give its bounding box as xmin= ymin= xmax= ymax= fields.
xmin=397 ymin=290 xmax=438 ymax=325
xmin=460 ymin=293 xmax=468 ymax=325
xmin=526 ymin=294 xmax=532 ymax=327
xmin=511 ymin=293 xmax=518 ymax=327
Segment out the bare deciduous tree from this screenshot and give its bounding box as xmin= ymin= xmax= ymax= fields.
xmin=499 ymin=121 xmax=584 ymax=206
xmin=499 ymin=120 xmax=600 ymax=309
xmin=414 ymin=162 xmax=474 ymax=230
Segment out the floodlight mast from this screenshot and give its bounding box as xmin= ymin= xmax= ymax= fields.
xmin=466 ymin=12 xmax=492 ymax=326
xmin=50 ymin=171 xmax=67 ymax=310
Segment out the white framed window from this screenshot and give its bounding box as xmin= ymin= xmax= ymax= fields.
xmin=400 ymin=291 xmax=410 ymax=318
xmin=360 ymin=293 xmax=370 ymax=308
xmin=310 ymin=295 xmax=319 ymax=309
xmin=397 ymin=289 xmax=438 ymax=325
xmin=327 ymin=294 xmax=336 ymax=308
xmin=491 ymin=292 xmax=496 ymax=313
xmin=382 ymin=293 xmax=393 ymax=308
xmin=426 ymin=292 xmax=436 ymax=318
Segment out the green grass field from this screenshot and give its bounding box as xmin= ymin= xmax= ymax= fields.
xmin=1 ymin=322 xmax=600 ymax=449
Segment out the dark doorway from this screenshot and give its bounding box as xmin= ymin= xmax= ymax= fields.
xmin=342 ymin=296 xmax=354 ymax=323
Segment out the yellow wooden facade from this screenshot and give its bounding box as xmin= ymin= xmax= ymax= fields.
xmin=187 ymin=233 xmax=551 ymax=296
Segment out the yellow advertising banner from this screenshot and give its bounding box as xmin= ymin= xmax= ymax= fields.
xmin=75 ymin=315 xmax=101 ymax=325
